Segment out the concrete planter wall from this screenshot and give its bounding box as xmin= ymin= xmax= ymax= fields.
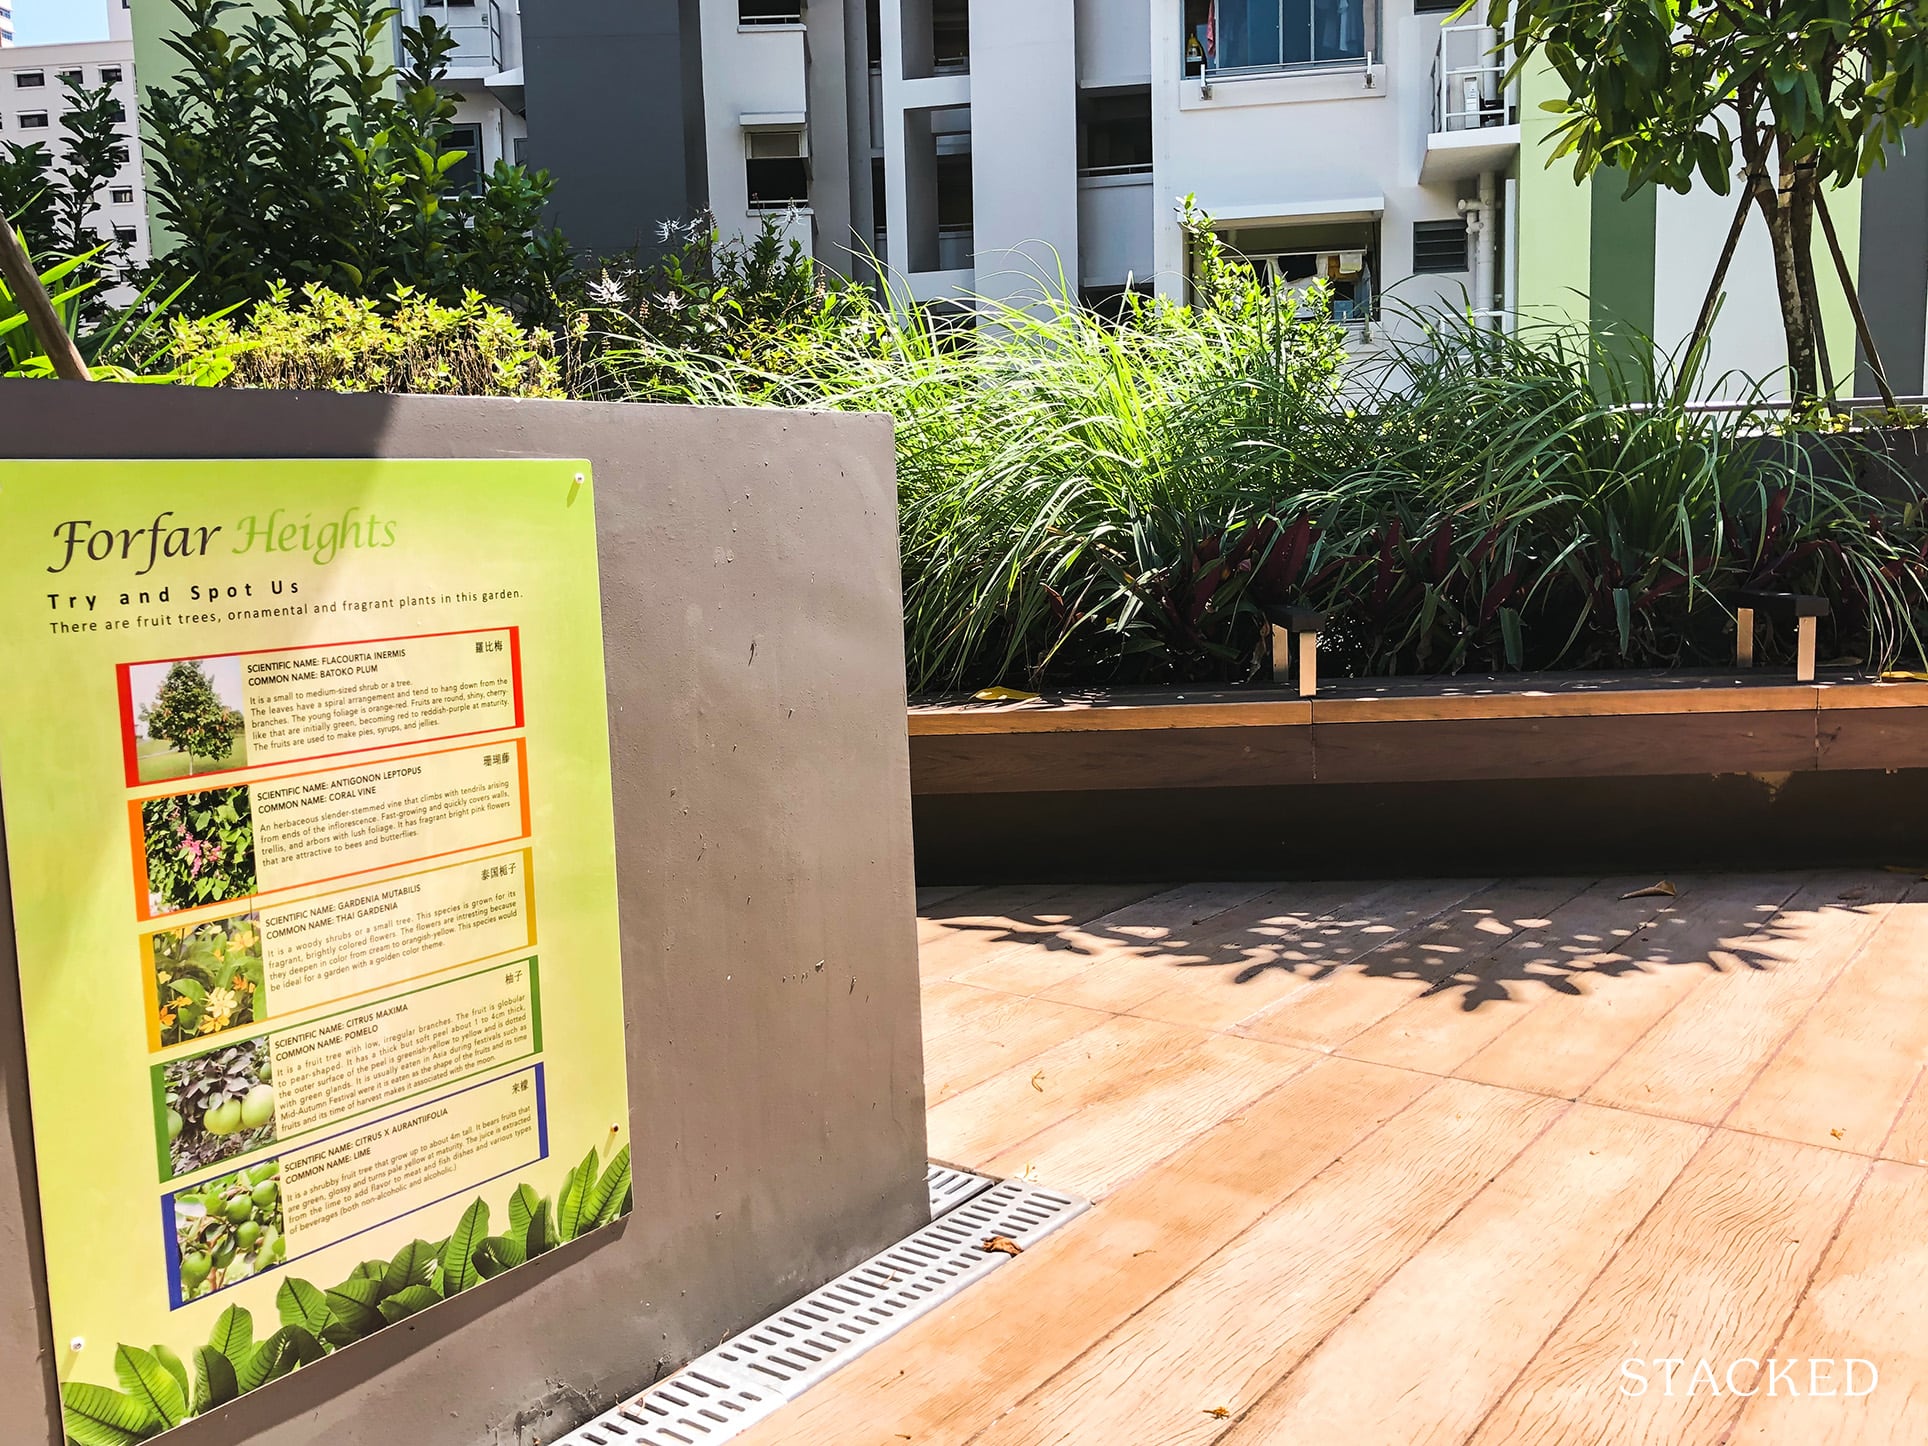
xmin=0 ymin=383 xmax=926 ymax=1445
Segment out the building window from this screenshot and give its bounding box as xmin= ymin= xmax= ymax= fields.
xmin=15 ymin=70 xmax=44 ymax=87
xmin=110 ymin=186 xmax=134 ymax=204
xmin=113 ymin=225 xmax=137 ymax=244
xmin=1078 ymin=87 xmax=1152 ymax=176
xmin=1217 ymin=220 xmax=1380 ymax=321
xmin=739 ymin=0 xmax=804 ymax=22
xmin=100 ymin=66 xmax=124 ymax=84
xmin=1413 ymin=0 xmax=1458 ymax=11
xmin=745 ymin=128 xmax=809 ymax=211
xmin=512 ymin=136 xmax=527 ymax=165
xmin=1412 ymin=218 xmax=1468 ymax=273
xmin=443 ymin=123 xmax=484 ymax=193
xmin=106 ymin=99 xmax=126 ymax=123
xmin=1184 ymin=0 xmax=1375 ymax=74
xmin=18 ymin=111 xmax=48 ymax=128
xmin=57 ymin=69 xmax=83 ymax=86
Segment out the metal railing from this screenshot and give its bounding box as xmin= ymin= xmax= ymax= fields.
xmin=1432 ymin=21 xmax=1515 ymax=133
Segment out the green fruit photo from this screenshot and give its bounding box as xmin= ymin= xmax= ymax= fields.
xmin=169 ymin=1157 xmax=288 ymax=1303
xmin=160 ymin=1035 xmax=276 ymax=1179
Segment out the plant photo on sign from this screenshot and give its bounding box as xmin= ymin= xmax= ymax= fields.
xmin=62 ymin=1142 xmax=633 ymax=1445
xmin=170 ymin=1159 xmax=285 ymax=1303
xmin=161 ymin=1036 xmax=275 ymax=1178
xmin=142 ymin=786 xmax=256 ymax=915
xmin=128 ymin=656 xmax=247 ymax=782
xmin=152 ymin=912 xmax=266 ymax=1048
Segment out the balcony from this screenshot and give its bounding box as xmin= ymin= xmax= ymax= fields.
xmin=410 ymin=0 xmax=505 ymax=78
xmin=1182 ymin=0 xmax=1380 ymax=79
xmin=1421 ymin=21 xmax=1519 ymax=184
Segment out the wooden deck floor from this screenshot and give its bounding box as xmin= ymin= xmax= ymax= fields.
xmin=744 ymin=872 xmax=1928 ymax=1445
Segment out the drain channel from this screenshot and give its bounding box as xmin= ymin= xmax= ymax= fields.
xmin=553 ymin=1170 xmax=1087 ymax=1446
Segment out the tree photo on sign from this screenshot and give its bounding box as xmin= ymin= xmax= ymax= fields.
xmin=133 ymin=657 xmax=247 ymax=781
xmin=1494 ymin=0 xmax=1928 ymax=403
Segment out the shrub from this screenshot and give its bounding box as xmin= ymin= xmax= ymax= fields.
xmin=142 ymin=0 xmax=571 ymax=316
xmin=168 ymin=284 xmax=563 ymax=396
xmin=603 ymin=209 xmax=1928 ymax=691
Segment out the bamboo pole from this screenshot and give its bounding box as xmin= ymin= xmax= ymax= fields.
xmin=0 ymin=222 xmax=91 ymax=382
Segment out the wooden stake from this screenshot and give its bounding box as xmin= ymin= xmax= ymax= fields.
xmin=0 ymin=222 xmax=91 ymax=382
xmin=1297 ymin=630 xmax=1318 ymax=699
xmin=1737 ymin=607 xmax=1755 ymax=668
xmin=1796 ymin=615 xmax=1817 ymax=683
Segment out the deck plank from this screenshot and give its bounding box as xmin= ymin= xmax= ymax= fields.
xmin=738 ymin=1056 xmax=1438 ymax=1446
xmin=919 ymin=982 xmax=1114 ymax=1106
xmin=1725 ymin=1159 xmax=1928 ymax=1444
xmin=1122 ymin=878 xmax=1489 ymax=1033
xmin=949 ymin=881 xmax=1276 ymax=997
xmin=925 ymin=1013 xmax=1207 ymax=1167
xmin=1224 ymin=1104 xmax=1707 ymax=1446
xmin=1030 ymin=878 xmax=1465 ymax=1019
xmin=915 ymin=883 xmax=1172 ymax=977
xmin=968 ymin=1079 xmax=1562 ymax=1446
xmin=1338 ymin=876 xmax=1690 ymax=1077
xmin=1723 ymin=888 xmax=1928 ymax=1155
xmin=1465 ymin=1130 xmax=1868 ymax=1446
xmin=1235 ymin=878 xmax=1595 ymax=1052
xmin=1585 ymin=875 xmax=1902 ymax=1126
xmin=978 ymin=1032 xmax=1321 ymax=1200
xmin=1448 ymin=874 xmax=1807 ymax=1099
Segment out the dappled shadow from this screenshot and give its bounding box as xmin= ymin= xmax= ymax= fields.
xmin=919 ymin=875 xmax=1897 ymax=1011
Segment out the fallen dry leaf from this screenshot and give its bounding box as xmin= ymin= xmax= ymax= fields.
xmin=1030 ymin=1069 xmax=1046 ymax=1093
xmin=1831 ymin=1128 xmax=1846 ymax=1140
xmin=1205 ymin=1407 xmax=1231 ymax=1419
xmin=1621 ymin=881 xmax=1677 ymax=900
xmin=980 ymin=1235 xmax=1023 ymax=1256
xmin=973 ymin=686 xmax=1040 ymax=703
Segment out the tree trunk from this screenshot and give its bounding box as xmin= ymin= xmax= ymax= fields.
xmin=1756 ymin=156 xmax=1818 ymax=402
xmin=1791 ymin=166 xmax=1832 ymax=397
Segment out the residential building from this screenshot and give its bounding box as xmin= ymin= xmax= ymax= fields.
xmin=2 ymin=0 xmax=149 ymax=295
xmin=118 ymin=0 xmax=1927 ymax=396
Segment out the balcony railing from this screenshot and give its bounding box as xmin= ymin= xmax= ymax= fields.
xmin=1184 ymin=0 xmax=1379 ymax=78
xmin=413 ymin=0 xmax=504 ymax=72
xmin=1432 ymin=22 xmax=1516 ymax=132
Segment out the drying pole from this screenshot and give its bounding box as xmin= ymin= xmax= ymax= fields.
xmin=0 ymin=222 xmax=93 ymax=382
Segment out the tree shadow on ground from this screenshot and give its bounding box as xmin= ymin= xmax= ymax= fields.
xmin=917 ymin=874 xmax=1896 ymax=1011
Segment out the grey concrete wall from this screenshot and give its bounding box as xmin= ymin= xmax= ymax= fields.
xmin=522 ymin=0 xmax=710 ymax=257
xmin=1856 ymin=127 xmax=1928 ymax=397
xmin=0 ymin=385 xmax=927 ymax=1445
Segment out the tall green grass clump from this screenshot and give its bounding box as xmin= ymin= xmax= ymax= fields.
xmin=592 ymin=223 xmax=1928 ymax=694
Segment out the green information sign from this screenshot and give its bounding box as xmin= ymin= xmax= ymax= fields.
xmin=0 ymin=460 xmax=631 ymax=1444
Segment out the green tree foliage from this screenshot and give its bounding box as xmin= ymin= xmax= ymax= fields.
xmin=142 ymin=0 xmax=572 ymax=316
xmin=140 ymin=659 xmax=242 ymax=773
xmin=1496 ymin=0 xmax=1928 ymax=399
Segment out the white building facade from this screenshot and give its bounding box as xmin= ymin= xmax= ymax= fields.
xmin=0 ymin=0 xmax=149 ymax=292
xmin=403 ymin=0 xmax=527 ymax=190
xmin=680 ymin=0 xmax=1520 ymax=332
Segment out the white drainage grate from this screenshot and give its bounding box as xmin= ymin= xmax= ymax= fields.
xmin=555 ymin=1368 xmax=784 ymax=1445
xmin=926 ymin=1162 xmax=995 ymax=1218
xmin=552 ymin=1174 xmax=1088 ymax=1446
